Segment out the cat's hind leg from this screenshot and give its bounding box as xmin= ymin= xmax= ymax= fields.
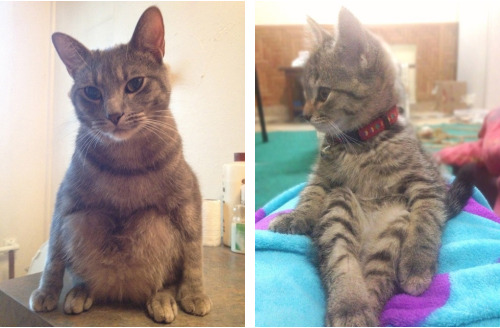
xmin=313 ymin=187 xmax=378 ymax=327
xmin=397 ymin=198 xmax=446 ymax=295
xmin=147 ymin=286 xmax=178 ymax=323
xmin=361 ymin=205 xmax=410 ymax=313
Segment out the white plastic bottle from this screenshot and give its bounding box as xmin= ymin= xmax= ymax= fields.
xmin=222 ymin=153 xmax=245 ymax=246
xmin=231 ymin=204 xmax=245 ymax=254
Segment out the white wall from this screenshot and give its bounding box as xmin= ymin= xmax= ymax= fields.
xmin=0 ymin=1 xmax=244 ymax=282
xmin=255 ymin=0 xmax=459 ymax=25
xmin=457 ymin=0 xmax=500 ymax=109
xmin=0 ymin=2 xmax=54 ymax=281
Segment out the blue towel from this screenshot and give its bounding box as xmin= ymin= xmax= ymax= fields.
xmin=256 ymin=184 xmax=500 ymax=326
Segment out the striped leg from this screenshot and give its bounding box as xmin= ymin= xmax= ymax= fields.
xmin=398 ymin=198 xmax=446 ymax=295
xmin=361 ymin=208 xmax=410 ymax=313
xmin=313 ymin=187 xmax=378 ymax=327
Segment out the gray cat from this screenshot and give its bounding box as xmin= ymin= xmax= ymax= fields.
xmin=269 ymin=8 xmax=472 ymax=327
xmin=29 ymin=6 xmax=211 ymax=323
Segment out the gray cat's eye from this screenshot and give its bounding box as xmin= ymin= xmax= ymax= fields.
xmin=84 ymin=86 xmax=102 ymax=101
xmin=317 ymin=87 xmax=331 ymax=102
xmin=125 ymin=77 xmax=144 ymax=94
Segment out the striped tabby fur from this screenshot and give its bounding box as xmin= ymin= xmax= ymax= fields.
xmin=29 ymin=7 xmax=211 ymax=323
xmin=269 ymin=8 xmax=472 ymax=326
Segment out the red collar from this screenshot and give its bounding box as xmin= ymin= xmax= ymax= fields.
xmin=327 ymin=105 xmax=399 ymax=144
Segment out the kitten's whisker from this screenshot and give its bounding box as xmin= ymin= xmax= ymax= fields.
xmin=326 ymin=121 xmax=361 ymax=154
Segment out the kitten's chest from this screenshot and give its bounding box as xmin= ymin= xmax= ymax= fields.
xmin=323 ymin=146 xmax=394 ymax=195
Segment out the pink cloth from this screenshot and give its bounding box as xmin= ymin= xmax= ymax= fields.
xmin=437 ymin=108 xmax=500 ymax=215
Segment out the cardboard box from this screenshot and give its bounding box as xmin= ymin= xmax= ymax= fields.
xmin=433 ymin=81 xmax=467 ymax=114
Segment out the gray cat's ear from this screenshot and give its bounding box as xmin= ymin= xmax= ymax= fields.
xmin=336 ymin=7 xmax=371 ymax=67
xmin=307 ymin=16 xmax=332 ymax=45
xmin=52 ymin=32 xmax=91 ymax=78
xmin=130 ymin=6 xmax=165 ymax=63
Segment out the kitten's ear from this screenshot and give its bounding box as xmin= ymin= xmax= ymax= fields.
xmin=336 ymin=7 xmax=371 ymax=67
xmin=307 ymin=16 xmax=332 ymax=45
xmin=52 ymin=32 xmax=91 ymax=78
xmin=130 ymin=6 xmax=165 ymax=63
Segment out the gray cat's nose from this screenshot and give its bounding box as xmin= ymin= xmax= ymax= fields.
xmin=107 ymin=112 xmax=124 ymax=125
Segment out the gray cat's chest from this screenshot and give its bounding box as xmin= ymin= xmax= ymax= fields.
xmin=70 ymin=158 xmax=177 ymax=213
xmin=92 ymin=170 xmax=165 ymax=205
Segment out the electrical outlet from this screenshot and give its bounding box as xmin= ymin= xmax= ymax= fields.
xmin=4 ymin=238 xmax=17 ymax=246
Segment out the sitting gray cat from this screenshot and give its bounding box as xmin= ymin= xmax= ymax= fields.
xmin=269 ymin=8 xmax=472 ymax=327
xmin=29 ymin=6 xmax=211 ymax=323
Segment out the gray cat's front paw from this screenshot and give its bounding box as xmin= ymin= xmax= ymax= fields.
xmin=147 ymin=292 xmax=178 ymax=323
xmin=269 ymin=212 xmax=313 ymax=235
xmin=30 ymin=288 xmax=60 ymax=312
xmin=63 ymin=283 xmax=93 ymax=314
xmin=179 ymin=293 xmax=212 ymax=317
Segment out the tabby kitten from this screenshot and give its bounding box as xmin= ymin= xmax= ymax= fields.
xmin=269 ymin=8 xmax=471 ymax=327
xmin=29 ymin=7 xmax=211 ymax=323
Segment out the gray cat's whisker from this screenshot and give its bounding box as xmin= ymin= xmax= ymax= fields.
xmin=140 ymin=123 xmax=177 ymax=145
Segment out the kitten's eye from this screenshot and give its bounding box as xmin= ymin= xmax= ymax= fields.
xmin=84 ymin=86 xmax=102 ymax=101
xmin=317 ymin=87 xmax=331 ymax=102
xmin=125 ymin=77 xmax=144 ymax=93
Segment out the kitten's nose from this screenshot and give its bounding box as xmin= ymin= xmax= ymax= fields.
xmin=302 ymin=101 xmax=314 ymax=121
xmin=107 ymin=112 xmax=123 ymax=125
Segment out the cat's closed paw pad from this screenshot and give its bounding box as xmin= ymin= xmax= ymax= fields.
xmin=63 ymin=284 xmax=93 ymax=314
xmin=398 ymin=254 xmax=434 ymax=296
xmin=327 ymin=304 xmax=379 ymax=327
xmin=398 ymin=270 xmax=433 ymax=296
xmin=179 ymin=293 xmax=212 ymax=317
xmin=29 ymin=288 xmax=59 ymax=312
xmin=326 ymin=287 xmax=379 ymax=327
xmin=147 ymin=293 xmax=178 ymax=323
xmin=269 ymin=213 xmax=312 ymax=235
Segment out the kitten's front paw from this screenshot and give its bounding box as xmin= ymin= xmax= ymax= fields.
xmin=147 ymin=292 xmax=178 ymax=323
xmin=63 ymin=284 xmax=93 ymax=314
xmin=30 ymin=288 xmax=60 ymax=312
xmin=269 ymin=212 xmax=313 ymax=235
xmin=179 ymin=293 xmax=212 ymax=317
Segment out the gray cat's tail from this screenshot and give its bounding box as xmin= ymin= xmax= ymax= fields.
xmin=446 ymin=163 xmax=475 ymax=219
